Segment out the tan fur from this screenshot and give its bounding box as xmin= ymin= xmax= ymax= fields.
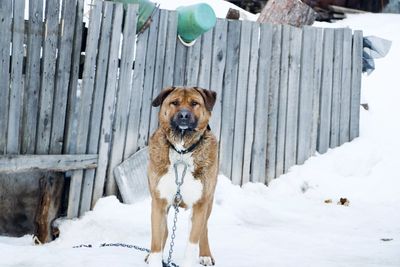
xmin=147 ymin=86 xmax=218 ymax=265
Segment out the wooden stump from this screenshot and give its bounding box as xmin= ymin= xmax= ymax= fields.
xmin=257 ymin=0 xmax=317 ymax=27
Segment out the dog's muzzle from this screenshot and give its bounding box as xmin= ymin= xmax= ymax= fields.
xmin=171 ymin=109 xmax=197 ymax=131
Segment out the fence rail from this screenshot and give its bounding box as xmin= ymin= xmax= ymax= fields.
xmin=0 ymin=0 xmax=362 ymax=219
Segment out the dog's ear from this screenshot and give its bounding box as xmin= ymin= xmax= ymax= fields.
xmin=194 ymin=87 xmax=217 ymax=112
xmin=152 ymin=87 xmax=175 ymax=107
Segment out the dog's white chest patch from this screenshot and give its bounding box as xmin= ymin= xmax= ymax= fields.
xmin=156 ymin=149 xmax=203 ymax=207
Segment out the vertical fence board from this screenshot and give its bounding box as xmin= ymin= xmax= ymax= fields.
xmin=330 ymin=29 xmax=344 ymax=148
xmin=275 ymin=25 xmax=290 ymax=177
xmin=350 ymin=30 xmax=363 ymax=141
xmin=310 ymin=28 xmax=324 ymax=156
xmin=266 ymin=25 xmax=282 ymax=182
xmin=36 ymin=0 xmax=60 ymax=154
xmin=251 ymin=24 xmax=273 ymax=183
xmin=219 ymin=20 xmax=241 ymax=179
xmin=173 ymin=38 xmax=187 ymax=86
xmin=242 ymin=23 xmax=260 ymax=184
xmin=162 ymin=11 xmax=178 ymax=88
xmin=185 ymin=35 xmax=201 ymax=86
xmin=198 ymin=29 xmax=213 ymax=89
xmin=317 ymin=28 xmax=334 ymax=154
xmin=50 ymin=0 xmax=77 ymax=154
xmin=231 ymin=21 xmax=252 ymax=185
xmin=339 ymin=28 xmax=353 ymax=145
xmin=148 ymin=10 xmax=168 ymax=140
xmin=297 ymin=27 xmax=315 ymax=165
xmin=284 ymin=26 xmax=302 ymax=173
xmin=92 ymin=3 xmax=124 ymax=207
xmin=7 ymin=0 xmax=25 ymax=154
xmin=0 ymin=1 xmax=13 ymax=154
xmin=209 ymin=19 xmax=227 ymax=140
xmin=136 ymin=9 xmax=159 ymax=150
xmin=105 ymin=4 xmax=138 ymax=196
xmin=67 ymin=2 xmax=102 ymax=218
xmin=80 ymin=2 xmax=113 ymax=213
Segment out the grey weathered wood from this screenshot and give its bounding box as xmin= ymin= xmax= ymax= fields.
xmin=197 ymin=29 xmax=213 ymax=89
xmin=68 ymin=1 xmax=103 ymax=218
xmin=64 ymin=0 xmax=84 ymax=154
xmin=136 ymin=9 xmax=159 ymax=151
xmin=297 ymin=26 xmax=316 ymax=165
xmin=124 ymin=26 xmax=149 ymax=159
xmin=231 ymin=20 xmax=252 ymax=185
xmin=242 ymin=22 xmax=260 ymax=185
xmin=7 ymin=0 xmax=25 ymax=154
xmin=173 ymin=36 xmax=188 ymax=86
xmin=0 ymin=154 xmax=98 ymax=173
xmin=80 ymin=1 xmax=114 ymax=213
xmin=350 ymin=30 xmax=363 ymax=141
xmin=266 ymin=24 xmax=282 ymax=183
xmin=330 ymin=28 xmax=344 ymax=148
xmin=251 ymin=23 xmax=273 ymax=184
xmin=0 ymin=1 xmax=12 ymax=154
xmin=36 ymin=0 xmax=60 ymax=154
xmin=162 ymin=11 xmax=178 ymax=88
xmin=284 ymin=26 xmax=302 ymax=173
xmin=317 ymin=28 xmax=334 ymax=154
xmin=105 ymin=4 xmax=138 ymax=196
xmin=275 ymin=25 xmax=290 ymax=177
xmin=92 ymin=3 xmax=124 ymax=207
xmin=149 ymin=10 xmax=167 ymax=140
xmin=219 ymin=20 xmax=241 ymax=179
xmin=50 ymin=0 xmax=78 ymax=154
xmin=310 ymin=27 xmax=324 ymax=155
xmin=185 ymin=33 xmax=201 ymax=86
xmin=209 ymin=19 xmax=227 ymax=140
xmin=339 ymin=28 xmax=353 ymax=145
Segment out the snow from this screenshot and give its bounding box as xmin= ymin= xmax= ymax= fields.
xmin=2 ymin=12 xmax=400 ymax=267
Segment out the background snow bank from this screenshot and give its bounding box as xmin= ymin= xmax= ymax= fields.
xmin=1 ymin=12 xmax=400 ymax=267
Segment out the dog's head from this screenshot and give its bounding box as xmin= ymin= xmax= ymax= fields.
xmin=152 ymin=86 xmax=217 ymax=134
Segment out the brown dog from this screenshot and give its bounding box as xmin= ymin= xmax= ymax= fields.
xmin=146 ymin=86 xmax=218 ymax=267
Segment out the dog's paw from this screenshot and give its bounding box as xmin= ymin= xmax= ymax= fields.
xmin=199 ymin=256 xmax=215 ymax=266
xmin=145 ymin=252 xmax=163 ymax=267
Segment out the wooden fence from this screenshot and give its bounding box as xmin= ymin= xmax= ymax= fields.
xmin=0 ymin=0 xmax=362 ymax=219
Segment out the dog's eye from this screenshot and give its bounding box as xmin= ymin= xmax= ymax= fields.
xmin=191 ymin=101 xmax=198 ymax=107
xmin=171 ymin=100 xmax=179 ymax=106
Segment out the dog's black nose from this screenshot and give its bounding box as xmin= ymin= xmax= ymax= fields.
xmin=178 ymin=109 xmax=190 ymax=120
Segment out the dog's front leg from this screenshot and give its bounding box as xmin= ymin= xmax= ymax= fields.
xmin=182 ymin=202 xmax=208 ymax=267
xmin=147 ymin=199 xmax=167 ymax=267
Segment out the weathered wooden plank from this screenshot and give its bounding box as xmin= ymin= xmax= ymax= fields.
xmin=50 ymin=0 xmax=78 ymax=154
xmin=297 ymin=26 xmax=316 ymax=165
xmin=67 ymin=1 xmax=103 ymax=218
xmin=64 ymin=0 xmax=84 ymax=154
xmin=317 ymin=28 xmax=334 ymax=154
xmin=330 ymin=28 xmax=344 ymax=148
xmin=148 ymin=10 xmax=167 ymax=141
xmin=219 ymin=20 xmax=241 ymax=179
xmin=0 ymin=154 xmax=98 ymax=173
xmin=251 ymin=23 xmax=273 ymax=183
xmin=310 ymin=27 xmax=324 ymax=155
xmin=36 ymin=0 xmax=60 ymax=154
xmin=7 ymin=0 xmax=25 ymax=154
xmin=0 ymin=1 xmax=12 ymax=154
xmin=80 ymin=1 xmax=114 ymax=213
xmin=242 ymin=22 xmax=259 ymax=185
xmin=266 ymin=24 xmax=282 ymax=183
xmin=161 ymin=10 xmax=178 ymax=88
xmin=136 ymin=9 xmax=159 ymax=151
xmin=124 ymin=25 xmax=149 ymax=159
xmin=185 ymin=33 xmax=201 ymax=86
xmin=209 ymin=19 xmax=227 ymax=140
xmin=173 ymin=35 xmax=188 ymax=86
xmin=339 ymin=28 xmax=353 ymax=145
xmin=105 ymin=4 xmax=138 ymax=196
xmin=92 ymin=3 xmax=124 ymax=207
xmin=284 ymin=26 xmax=302 ymax=173
xmin=197 ymin=29 xmax=213 ymax=89
xmin=231 ymin=20 xmax=252 ymax=185
xmin=350 ymin=30 xmax=363 ymax=141
xmin=275 ymin=25 xmax=290 ymax=177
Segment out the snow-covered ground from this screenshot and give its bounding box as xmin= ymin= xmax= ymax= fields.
xmin=2 ymin=10 xmax=400 ymax=267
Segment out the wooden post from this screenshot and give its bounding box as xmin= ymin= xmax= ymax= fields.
xmin=257 ymin=0 xmax=317 ymax=27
